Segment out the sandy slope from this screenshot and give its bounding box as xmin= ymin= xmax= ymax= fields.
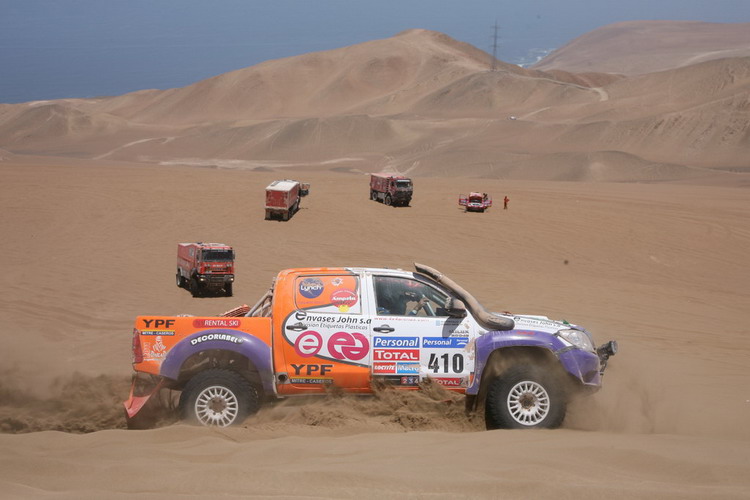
xmin=1 ymin=159 xmax=749 ymax=498
xmin=1 ymin=27 xmax=748 ymax=176
xmin=533 ymin=21 xmax=750 ymax=75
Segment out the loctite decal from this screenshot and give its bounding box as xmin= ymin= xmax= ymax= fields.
xmin=373 ymin=362 xmax=396 ymax=374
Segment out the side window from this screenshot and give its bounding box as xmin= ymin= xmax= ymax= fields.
xmin=294 ymin=274 xmax=362 ymax=314
xmin=373 ymin=276 xmax=449 ymax=317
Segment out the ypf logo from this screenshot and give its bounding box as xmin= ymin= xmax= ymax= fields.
xmin=299 ymin=278 xmax=324 ymax=299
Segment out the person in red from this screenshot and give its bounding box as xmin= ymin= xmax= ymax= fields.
xmin=503 ymin=195 xmax=509 ymax=209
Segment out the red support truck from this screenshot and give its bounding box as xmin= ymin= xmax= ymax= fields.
xmin=370 ymin=173 xmax=413 ymax=207
xmin=176 ymin=242 xmax=235 ymax=297
xmin=459 ymin=192 xmax=492 ymax=212
xmin=265 ymin=180 xmax=302 ymax=221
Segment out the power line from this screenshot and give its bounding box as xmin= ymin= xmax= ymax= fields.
xmin=491 ymin=21 xmax=500 ymax=71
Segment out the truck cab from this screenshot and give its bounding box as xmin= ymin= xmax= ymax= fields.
xmin=370 ymin=173 xmax=413 ymax=206
xmin=176 ymin=242 xmax=235 ymax=297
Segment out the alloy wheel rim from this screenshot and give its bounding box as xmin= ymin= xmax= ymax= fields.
xmin=195 ymin=385 xmax=239 ymax=426
xmin=507 ymin=380 xmax=550 ymax=426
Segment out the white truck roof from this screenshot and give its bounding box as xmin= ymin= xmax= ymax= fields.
xmin=266 ymin=180 xmax=299 ymax=192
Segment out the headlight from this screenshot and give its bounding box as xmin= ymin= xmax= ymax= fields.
xmin=557 ymin=328 xmax=595 ymax=352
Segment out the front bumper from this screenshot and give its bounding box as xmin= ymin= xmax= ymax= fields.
xmin=196 ymin=274 xmax=234 ymax=287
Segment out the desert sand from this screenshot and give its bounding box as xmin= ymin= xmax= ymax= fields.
xmin=1 ymin=21 xmax=749 ymax=499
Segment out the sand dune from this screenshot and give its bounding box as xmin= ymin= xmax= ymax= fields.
xmin=1 ymin=26 xmax=748 ymax=178
xmin=533 ymin=20 xmax=750 ymax=75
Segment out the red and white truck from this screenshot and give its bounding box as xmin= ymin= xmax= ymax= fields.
xmin=459 ymin=192 xmax=492 ymax=212
xmin=265 ymin=180 xmax=308 ymax=221
xmin=370 ymin=173 xmax=413 ymax=207
xmin=176 ymin=242 xmax=235 ymax=297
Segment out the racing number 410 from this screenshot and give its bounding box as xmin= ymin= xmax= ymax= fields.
xmin=428 ymin=353 xmax=464 ymax=373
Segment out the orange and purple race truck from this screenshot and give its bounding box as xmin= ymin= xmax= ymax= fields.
xmin=125 ymin=264 xmax=616 ymax=429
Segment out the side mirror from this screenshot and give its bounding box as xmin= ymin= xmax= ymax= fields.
xmin=444 ymin=297 xmax=467 ymax=318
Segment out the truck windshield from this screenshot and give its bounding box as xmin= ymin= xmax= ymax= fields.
xmin=202 ymin=250 xmax=234 ymax=261
xmin=396 ymin=180 xmax=412 ymax=188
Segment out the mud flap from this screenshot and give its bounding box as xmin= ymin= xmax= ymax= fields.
xmin=123 ymin=375 xmax=164 ymax=420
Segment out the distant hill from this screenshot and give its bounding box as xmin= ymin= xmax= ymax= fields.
xmin=0 ymin=27 xmax=748 ymax=184
xmin=532 ymin=21 xmax=750 ymax=75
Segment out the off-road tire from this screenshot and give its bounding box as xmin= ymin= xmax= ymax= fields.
xmin=179 ymin=369 xmax=260 ymax=427
xmin=371 ymin=190 xmax=378 ymax=201
xmin=384 ymin=194 xmax=392 ymax=206
xmin=176 ymin=272 xmax=183 ymax=288
xmin=485 ymin=365 xmax=566 ymax=430
xmin=189 ymin=277 xmax=200 ymax=297
xmin=225 ymin=283 xmax=233 ymax=297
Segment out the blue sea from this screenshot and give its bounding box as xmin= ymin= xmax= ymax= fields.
xmin=1 ymin=0 xmax=744 ymax=104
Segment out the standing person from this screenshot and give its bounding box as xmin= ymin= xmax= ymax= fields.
xmin=503 ymin=195 xmax=509 ymax=210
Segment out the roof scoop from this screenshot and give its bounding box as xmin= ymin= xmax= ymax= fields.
xmin=414 ymin=263 xmax=515 ymax=331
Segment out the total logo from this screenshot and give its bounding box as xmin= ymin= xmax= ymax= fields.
xmin=294 ymin=330 xmax=369 ymax=363
xmin=299 ymin=278 xmax=324 ymax=299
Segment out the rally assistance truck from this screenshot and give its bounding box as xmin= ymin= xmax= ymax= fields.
xmin=176 ymin=242 xmax=235 ymax=297
xmin=459 ymin=192 xmax=493 ymax=212
xmin=370 ymin=173 xmax=413 ymax=207
xmin=126 ymin=264 xmax=616 ymax=429
xmin=265 ymin=179 xmax=309 ymax=221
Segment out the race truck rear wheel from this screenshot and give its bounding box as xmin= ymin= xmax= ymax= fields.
xmin=484 ymin=365 xmax=566 ymax=430
xmin=179 ymin=369 xmax=260 ymax=427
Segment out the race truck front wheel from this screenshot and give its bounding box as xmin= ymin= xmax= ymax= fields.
xmin=179 ymin=369 xmax=260 ymax=427
xmin=484 ymin=365 xmax=566 ymax=430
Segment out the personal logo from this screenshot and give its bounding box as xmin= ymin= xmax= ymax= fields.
xmin=299 ymin=278 xmax=324 ymax=299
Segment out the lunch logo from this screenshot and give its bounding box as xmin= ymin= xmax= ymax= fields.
xmin=299 ymin=278 xmax=324 ymax=299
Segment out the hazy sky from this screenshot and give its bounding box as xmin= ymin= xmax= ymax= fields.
xmin=1 ymin=0 xmax=749 ymax=103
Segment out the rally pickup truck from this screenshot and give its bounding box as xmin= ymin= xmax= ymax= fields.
xmin=124 ymin=264 xmax=616 ymax=429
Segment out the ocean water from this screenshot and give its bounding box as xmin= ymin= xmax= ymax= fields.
xmin=1 ymin=0 xmax=745 ymax=104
